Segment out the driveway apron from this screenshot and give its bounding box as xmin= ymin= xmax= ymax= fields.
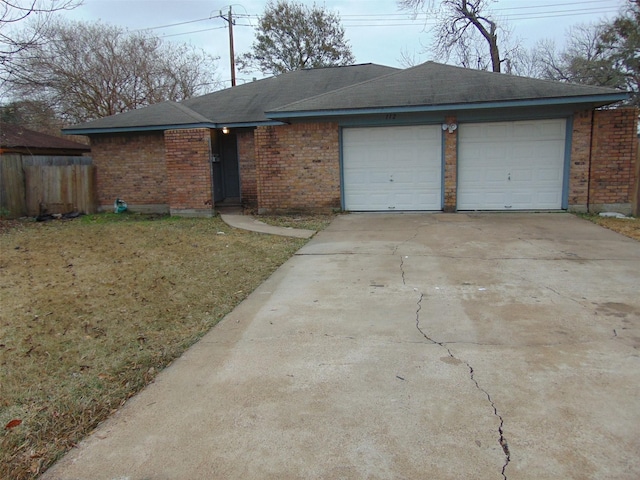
xmin=42 ymin=213 xmax=640 ymax=480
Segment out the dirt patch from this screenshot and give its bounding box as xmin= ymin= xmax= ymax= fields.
xmin=0 ymin=214 xmax=306 ymax=480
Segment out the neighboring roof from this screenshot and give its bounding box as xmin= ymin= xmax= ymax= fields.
xmin=267 ymin=62 xmax=629 ymax=119
xmin=1 ymin=123 xmax=90 ymax=152
xmin=64 ymin=63 xmax=399 ymax=134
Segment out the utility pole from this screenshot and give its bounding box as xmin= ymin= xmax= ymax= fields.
xmin=221 ymin=6 xmax=236 ymax=87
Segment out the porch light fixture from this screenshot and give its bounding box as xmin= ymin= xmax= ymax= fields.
xmin=441 ymin=123 xmax=457 ymax=133
xmin=222 ymin=127 xmax=229 ymax=134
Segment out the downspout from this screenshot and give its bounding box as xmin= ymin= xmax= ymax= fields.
xmin=586 ymin=110 xmax=596 ymax=213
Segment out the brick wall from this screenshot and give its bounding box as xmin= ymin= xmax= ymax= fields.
xmin=164 ymin=128 xmax=213 ymax=217
xmin=568 ymin=110 xmax=593 ymax=211
xmin=237 ymin=129 xmax=257 ymax=208
xmin=255 ymin=122 xmax=340 ymax=213
xmin=588 ymin=108 xmax=638 ymax=213
xmin=89 ymin=132 xmax=168 ymax=213
xmin=443 ymin=115 xmax=458 ymax=212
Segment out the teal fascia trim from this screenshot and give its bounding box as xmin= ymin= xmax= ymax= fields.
xmin=63 ymin=123 xmax=218 ymax=135
xmin=266 ymin=93 xmax=629 ymax=119
xmin=222 ymin=120 xmax=285 ymax=128
xmin=562 ymin=117 xmax=574 ymax=210
xmin=63 ymin=120 xmax=285 ymax=136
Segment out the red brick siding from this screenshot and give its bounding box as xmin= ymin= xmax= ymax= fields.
xmin=89 ymin=132 xmax=167 ymax=211
xmin=568 ymin=110 xmax=593 ymax=210
xmin=589 ymin=108 xmax=638 ymax=211
xmin=164 ymin=128 xmax=213 ymax=216
xmin=237 ymin=129 xmax=257 ymax=208
xmin=255 ymin=122 xmax=340 ymax=213
xmin=443 ymin=115 xmax=458 ymax=212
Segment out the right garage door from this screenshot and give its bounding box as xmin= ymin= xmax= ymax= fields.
xmin=457 ymin=119 xmax=566 ymax=210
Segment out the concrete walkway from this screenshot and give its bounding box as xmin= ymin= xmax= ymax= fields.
xmin=219 ymin=210 xmax=315 ymax=238
xmin=42 ymin=213 xmax=640 ymax=480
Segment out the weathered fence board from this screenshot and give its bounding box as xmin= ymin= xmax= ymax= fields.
xmin=0 ymin=154 xmax=94 ymax=218
xmin=0 ymin=154 xmax=27 ymax=217
xmin=24 ymin=165 xmax=95 ymax=216
xmin=23 ymin=155 xmax=93 ymax=167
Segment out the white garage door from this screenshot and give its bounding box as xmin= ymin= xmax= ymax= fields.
xmin=458 ymin=119 xmax=566 ymax=210
xmin=342 ymin=125 xmax=442 ymax=211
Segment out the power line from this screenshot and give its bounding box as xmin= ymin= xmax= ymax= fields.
xmin=134 ymin=1 xmax=622 ymax=35
xmin=161 ymin=26 xmax=227 ymax=38
xmin=135 ymin=17 xmax=213 ymax=32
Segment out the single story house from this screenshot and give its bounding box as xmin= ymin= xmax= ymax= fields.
xmin=63 ymin=61 xmax=639 ymax=216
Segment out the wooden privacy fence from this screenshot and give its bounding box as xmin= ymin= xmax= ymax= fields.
xmin=0 ymin=154 xmax=95 ymax=218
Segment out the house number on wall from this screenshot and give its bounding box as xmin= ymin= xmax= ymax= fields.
xmin=385 ymin=114 xmax=397 ymax=120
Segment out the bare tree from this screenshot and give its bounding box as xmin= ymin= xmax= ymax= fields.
xmin=598 ymin=0 xmax=639 ymax=105
xmin=398 ymin=47 xmax=422 ymax=68
xmin=398 ymin=0 xmax=516 ymax=73
xmin=533 ymin=23 xmax=625 ymax=87
xmin=237 ymin=0 xmax=355 ymax=76
xmin=5 ymin=19 xmax=220 ymax=123
xmin=0 ymin=98 xmax=62 ymax=134
xmin=0 ymin=0 xmax=80 ymax=65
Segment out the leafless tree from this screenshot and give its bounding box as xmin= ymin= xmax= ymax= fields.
xmin=398 ymin=48 xmax=419 ymax=68
xmin=5 ymin=19 xmax=220 ymax=123
xmin=0 ymin=0 xmax=80 ymax=65
xmin=398 ymin=0 xmax=517 ymax=73
xmin=532 ymin=23 xmax=624 ymax=87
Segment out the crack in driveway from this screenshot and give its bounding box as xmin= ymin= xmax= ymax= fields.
xmin=410 ymin=276 xmax=511 ymax=478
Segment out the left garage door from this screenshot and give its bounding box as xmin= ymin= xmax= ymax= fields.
xmin=342 ymin=125 xmax=442 ymax=211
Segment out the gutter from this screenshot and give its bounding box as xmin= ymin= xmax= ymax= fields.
xmin=63 ymin=120 xmax=286 ymax=136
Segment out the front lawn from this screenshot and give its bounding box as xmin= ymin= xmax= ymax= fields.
xmin=0 ymin=214 xmax=307 ymax=479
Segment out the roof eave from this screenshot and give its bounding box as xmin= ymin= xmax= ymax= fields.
xmin=63 ymin=120 xmax=287 ymax=135
xmin=265 ymin=93 xmax=630 ymax=120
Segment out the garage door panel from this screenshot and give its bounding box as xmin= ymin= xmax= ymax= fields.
xmin=458 ymin=119 xmax=566 ymax=211
xmin=537 ymin=167 xmax=563 ymax=182
xmin=343 ymin=125 xmax=442 ymax=211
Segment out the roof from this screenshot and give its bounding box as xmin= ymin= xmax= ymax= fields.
xmin=183 ymin=63 xmax=399 ymax=125
xmin=63 ymin=61 xmax=629 ymax=135
xmin=267 ymin=62 xmax=629 ymax=118
xmin=64 ymin=63 xmax=399 ymax=134
xmin=1 ymin=123 xmax=90 ymax=152
xmin=62 ymin=101 xmax=215 ymax=133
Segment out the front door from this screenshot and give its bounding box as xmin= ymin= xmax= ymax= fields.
xmin=219 ymin=133 xmax=240 ymax=201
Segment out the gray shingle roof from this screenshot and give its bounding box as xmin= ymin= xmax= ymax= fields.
xmin=183 ymin=63 xmax=399 ymax=125
xmin=64 ymin=61 xmax=628 ymax=134
xmin=267 ymin=61 xmax=628 ymax=116
xmin=66 ymin=101 xmax=214 ymax=132
xmin=64 ymin=64 xmax=399 ymax=133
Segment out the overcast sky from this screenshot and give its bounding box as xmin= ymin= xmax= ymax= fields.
xmin=60 ymin=0 xmax=624 ymax=88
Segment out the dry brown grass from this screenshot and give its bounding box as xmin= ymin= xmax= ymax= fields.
xmin=582 ymin=214 xmax=640 ymax=242
xmin=0 ymin=213 xmax=306 ymax=479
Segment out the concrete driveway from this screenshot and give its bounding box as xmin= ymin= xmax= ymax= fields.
xmin=43 ymin=213 xmax=640 ymax=480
